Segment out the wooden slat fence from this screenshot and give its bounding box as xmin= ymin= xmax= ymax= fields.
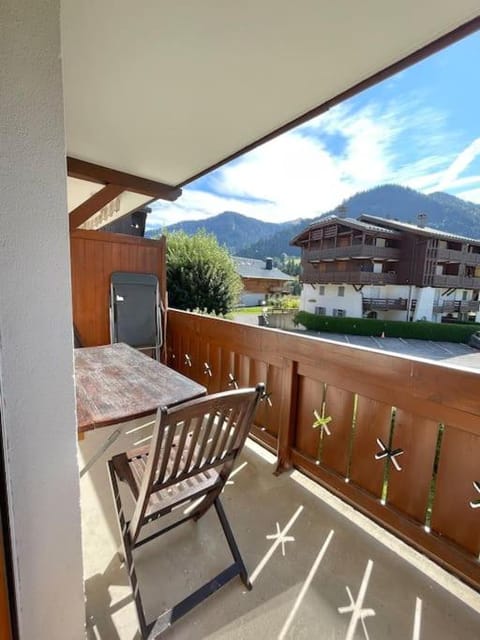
xmin=70 ymin=229 xmax=166 ymax=348
xmin=167 ymin=309 xmax=480 ymax=590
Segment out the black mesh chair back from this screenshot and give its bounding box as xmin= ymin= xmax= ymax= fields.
xmin=109 ymin=272 xmax=163 ymax=360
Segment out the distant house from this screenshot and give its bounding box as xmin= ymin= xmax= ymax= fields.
xmin=232 ymin=257 xmax=292 ymax=306
xmin=291 ymin=213 xmax=480 ymax=323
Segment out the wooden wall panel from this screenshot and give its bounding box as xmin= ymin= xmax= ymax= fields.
xmin=252 ymin=363 xmax=282 ymax=437
xmin=70 ymin=229 xmax=166 ymax=348
xmin=205 ymin=343 xmax=222 ymax=393
xmin=349 ymin=397 xmax=392 ymax=497
xmin=220 ymin=348 xmax=235 ymax=392
xmin=387 ymin=412 xmax=439 ymax=524
xmin=431 ymin=426 xmax=480 ymax=555
xmin=294 ymin=376 xmax=324 ymax=460
xmin=321 ymin=385 xmax=355 ymax=476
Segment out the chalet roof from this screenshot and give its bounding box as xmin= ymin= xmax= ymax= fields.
xmin=290 ymin=215 xmax=401 ymax=245
xmin=359 ymin=215 xmax=480 ymax=245
xmin=232 ymin=257 xmax=292 ymax=281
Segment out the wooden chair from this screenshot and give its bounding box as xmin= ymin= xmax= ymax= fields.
xmin=108 ymin=384 xmax=264 ymax=639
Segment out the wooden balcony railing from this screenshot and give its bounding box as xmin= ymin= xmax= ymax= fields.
xmin=301 ymin=265 xmax=397 ymax=285
xmin=431 ymin=275 xmax=480 ymax=288
xmin=362 ymin=297 xmax=408 ymax=311
xmin=167 ymin=309 xmax=480 ymax=590
xmin=436 ymin=248 xmax=480 ymax=265
xmin=304 ymin=244 xmax=400 ymax=261
xmin=433 ymin=300 xmax=480 ymax=314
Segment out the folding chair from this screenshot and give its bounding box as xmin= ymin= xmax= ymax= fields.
xmin=109 ymin=272 xmax=163 ymax=360
xmin=108 ymin=384 xmax=264 ymax=639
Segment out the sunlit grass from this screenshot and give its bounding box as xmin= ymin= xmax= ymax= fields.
xmin=234 ymin=306 xmax=265 ymax=315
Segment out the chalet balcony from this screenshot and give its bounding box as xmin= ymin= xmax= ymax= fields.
xmin=433 ymin=300 xmax=480 ymax=314
xmin=431 ymin=275 xmax=480 ymax=288
xmin=436 ymin=248 xmax=480 ymax=265
xmin=68 ymin=230 xmax=480 ymax=639
xmin=304 ymin=244 xmax=401 ymax=261
xmin=79 ymin=309 xmax=480 ymax=639
xmin=302 ymin=264 xmax=397 ymax=285
xmin=362 ymin=297 xmax=408 ymax=311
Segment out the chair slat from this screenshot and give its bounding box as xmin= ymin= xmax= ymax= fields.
xmin=216 ymin=406 xmax=243 ymax=461
xmin=169 ymin=419 xmax=192 ymax=480
xmin=193 ymin=412 xmax=217 ymax=469
xmin=156 ymin=423 xmax=177 ymax=485
xmin=182 ymin=416 xmax=203 ymax=473
xmin=204 ymin=412 xmax=226 ymax=465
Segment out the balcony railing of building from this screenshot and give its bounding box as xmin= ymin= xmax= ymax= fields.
xmin=167 ymin=309 xmax=480 ymax=591
xmin=362 ymin=297 xmax=408 ymax=311
xmin=432 ymin=300 xmax=480 ymax=314
xmin=436 ymin=248 xmax=480 ymax=265
xmin=431 ymin=275 xmax=480 ymax=288
xmin=304 ymin=244 xmax=401 ymax=261
xmin=302 ymin=265 xmax=397 ymax=285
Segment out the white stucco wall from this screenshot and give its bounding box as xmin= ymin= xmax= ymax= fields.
xmin=0 ymin=2 xmax=85 ymax=638
xmin=413 ymin=287 xmax=436 ymax=321
xmin=239 ymin=292 xmax=266 ymax=306
xmin=300 ymin=284 xmax=362 ymax=317
xmin=301 ymin=282 xmax=479 ymax=324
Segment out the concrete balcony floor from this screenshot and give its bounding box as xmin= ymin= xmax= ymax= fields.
xmin=79 ymin=421 xmax=480 ymax=640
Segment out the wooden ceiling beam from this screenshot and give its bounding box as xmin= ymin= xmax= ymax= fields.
xmin=67 ymin=157 xmax=182 ymax=201
xmin=69 ymin=183 xmax=124 ymax=231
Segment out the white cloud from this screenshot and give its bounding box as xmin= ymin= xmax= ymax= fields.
xmin=148 ymin=99 xmax=466 ymax=228
xmin=435 ymin=138 xmax=480 ymax=191
xmin=456 ymin=187 xmax=480 ymax=204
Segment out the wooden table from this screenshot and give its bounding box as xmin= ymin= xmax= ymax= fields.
xmin=75 ymin=343 xmax=206 ymax=435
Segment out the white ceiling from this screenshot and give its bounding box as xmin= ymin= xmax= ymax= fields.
xmin=67 ymin=177 xmax=103 ymax=212
xmin=61 ymin=1 xmax=479 ymax=189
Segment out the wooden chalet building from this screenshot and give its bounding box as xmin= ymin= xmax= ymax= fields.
xmin=232 ymin=257 xmax=292 ymax=306
xmin=291 ymin=213 xmax=480 ymax=323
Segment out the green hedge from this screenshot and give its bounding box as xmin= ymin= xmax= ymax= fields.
xmin=294 ymin=311 xmax=480 ymax=343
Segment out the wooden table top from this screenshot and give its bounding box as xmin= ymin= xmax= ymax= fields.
xmin=75 ymin=343 xmax=206 ymax=433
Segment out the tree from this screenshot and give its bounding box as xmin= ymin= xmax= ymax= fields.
xmin=166 ymin=230 xmax=242 ymax=315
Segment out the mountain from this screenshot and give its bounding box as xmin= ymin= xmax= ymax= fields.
xmin=240 ymin=185 xmax=480 ymax=257
xmin=327 ymin=185 xmax=480 ymax=236
xmin=147 ymin=211 xmax=295 ymax=254
xmin=146 ymin=185 xmax=480 ymax=259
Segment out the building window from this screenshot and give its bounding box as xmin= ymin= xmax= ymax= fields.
xmin=315 ymin=306 xmax=326 ymax=316
xmin=462 ymin=290 xmax=468 ymax=301
xmin=333 ymin=308 xmax=346 ymax=318
xmin=338 ymin=286 xmax=345 ymax=297
xmin=319 ymin=286 xmax=325 ymax=296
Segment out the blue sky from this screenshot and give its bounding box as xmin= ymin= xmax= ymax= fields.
xmin=149 ymin=32 xmax=480 ymax=228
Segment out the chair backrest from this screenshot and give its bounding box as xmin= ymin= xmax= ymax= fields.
xmin=130 ymin=384 xmax=264 ymax=539
xmin=109 ymin=271 xmax=163 ymax=358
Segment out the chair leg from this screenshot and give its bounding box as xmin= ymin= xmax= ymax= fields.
xmin=109 ymin=465 xmax=252 ymax=638
xmin=108 ymin=461 xmax=149 ymax=639
xmin=214 ymin=497 xmax=252 ymax=590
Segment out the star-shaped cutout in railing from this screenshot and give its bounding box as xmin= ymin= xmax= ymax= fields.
xmin=184 ymin=353 xmax=192 ymax=367
xmin=227 ymin=373 xmax=238 ymax=389
xmin=375 ymin=437 xmax=404 ymax=472
xmin=469 ymin=481 xmax=480 ymax=509
xmin=261 ymin=389 xmax=273 ymax=407
xmin=203 ymin=362 xmax=212 ymax=377
xmin=313 ymin=409 xmax=332 ymax=438
xmin=266 ymin=522 xmax=295 ymax=556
